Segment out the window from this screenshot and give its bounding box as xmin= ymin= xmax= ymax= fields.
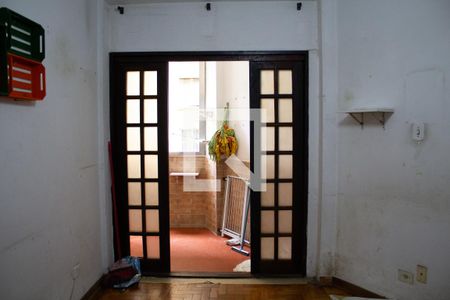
xmin=169 ymin=62 xmax=207 ymax=153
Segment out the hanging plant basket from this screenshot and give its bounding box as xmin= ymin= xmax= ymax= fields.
xmin=208 ymin=103 xmax=238 ymax=161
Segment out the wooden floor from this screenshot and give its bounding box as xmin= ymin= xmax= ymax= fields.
xmin=88 ymin=280 xmax=350 ymax=300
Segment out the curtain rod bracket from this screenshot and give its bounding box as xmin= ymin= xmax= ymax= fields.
xmin=117 ymin=6 xmax=124 ymax=14
xmin=206 ymin=3 xmax=211 ymax=11
xmin=297 ymin=2 xmax=302 ymax=11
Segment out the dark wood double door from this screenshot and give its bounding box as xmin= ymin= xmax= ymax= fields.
xmin=110 ymin=52 xmax=308 ymax=276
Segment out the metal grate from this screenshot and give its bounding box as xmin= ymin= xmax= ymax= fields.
xmin=221 ymin=176 xmax=250 ymax=255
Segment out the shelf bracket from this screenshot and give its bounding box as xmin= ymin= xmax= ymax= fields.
xmin=349 ymin=112 xmax=364 ymax=129
xmin=371 ymin=112 xmax=386 ymax=129
xmin=341 ymin=108 xmax=393 ymax=129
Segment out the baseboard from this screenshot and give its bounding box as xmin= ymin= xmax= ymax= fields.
xmin=167 ymin=272 xmax=253 ymax=278
xmin=81 ymin=275 xmax=105 ymax=300
xmin=318 ymin=275 xmax=334 ymax=286
xmin=330 ymin=276 xmax=386 ymax=299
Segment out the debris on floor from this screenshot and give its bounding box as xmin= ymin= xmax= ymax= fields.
xmin=102 ymin=256 xmax=141 ymax=289
xmin=233 ymin=259 xmax=251 ymax=272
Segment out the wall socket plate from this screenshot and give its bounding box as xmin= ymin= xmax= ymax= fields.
xmin=416 ymin=265 xmax=427 ymax=284
xmin=398 ymin=269 xmax=414 ymax=284
xmin=412 ymin=122 xmax=425 ymax=141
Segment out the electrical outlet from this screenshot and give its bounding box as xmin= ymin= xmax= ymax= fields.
xmin=71 ymin=264 xmax=80 ymax=280
xmin=398 ymin=269 xmax=414 ymax=284
xmin=416 ymin=265 xmax=427 ymax=284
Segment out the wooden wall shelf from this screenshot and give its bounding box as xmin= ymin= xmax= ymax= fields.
xmin=340 ymin=107 xmax=394 ymax=129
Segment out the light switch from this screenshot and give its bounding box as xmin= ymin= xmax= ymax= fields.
xmin=412 ymin=122 xmax=425 ymax=141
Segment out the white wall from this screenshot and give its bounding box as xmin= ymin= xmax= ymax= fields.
xmin=97 ymin=0 xmax=114 ymax=274
xmin=335 ymin=1 xmax=450 ymax=299
xmin=315 ymin=0 xmax=339 ymax=277
xmin=216 ymin=61 xmax=250 ymax=162
xmin=0 ymin=0 xmax=105 ymax=299
xmin=109 ymin=1 xmax=317 ymax=52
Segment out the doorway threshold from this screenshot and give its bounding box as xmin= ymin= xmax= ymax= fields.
xmin=140 ymin=276 xmax=309 ymax=285
xmin=142 ymin=272 xmax=252 ymax=278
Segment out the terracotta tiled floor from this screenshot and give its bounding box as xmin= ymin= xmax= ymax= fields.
xmin=170 ymin=228 xmax=250 ymax=273
xmin=130 ymin=228 xmax=250 ymax=273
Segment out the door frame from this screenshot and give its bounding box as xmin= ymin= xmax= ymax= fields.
xmin=110 ymin=51 xmax=308 ymax=276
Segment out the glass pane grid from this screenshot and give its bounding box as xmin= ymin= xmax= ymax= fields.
xmin=261 ymin=183 xmax=274 ymax=207
xmin=259 ymin=68 xmax=295 ymax=262
xmin=260 ymin=98 xmax=275 ymax=123
xmin=127 ymin=155 xmax=141 ymax=178
xmin=144 ymin=71 xmax=158 ymax=96
xmin=144 ymin=127 xmax=158 ymax=151
xmin=145 ymin=182 xmax=159 ymax=206
xmin=129 ymin=210 xmax=142 ymax=232
xmin=278 ymin=70 xmax=292 ymax=94
xmin=260 ymin=70 xmax=274 ymax=95
xmin=261 ymin=237 xmax=274 ymax=260
xmin=128 ymin=182 xmax=141 ymax=206
xmin=127 ymin=127 xmax=141 ymax=151
xmin=126 ymin=69 xmax=161 ymax=261
xmin=278 ymin=237 xmax=292 ymax=260
xmin=144 ymin=99 xmax=158 ymax=123
xmin=261 ymin=210 xmax=274 ymax=234
xmin=147 ymin=236 xmax=160 ymax=259
xmin=130 ymin=236 xmax=143 ymax=257
xmin=127 ymin=71 xmax=140 ymax=96
xmin=279 ymin=98 xmax=293 ymax=123
xmin=145 ymin=210 xmax=160 ymax=232
xmin=144 ymin=155 xmax=159 ymax=178
xmin=127 ymin=100 xmax=140 ymax=124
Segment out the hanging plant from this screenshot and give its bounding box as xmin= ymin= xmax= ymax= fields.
xmin=208 ymin=103 xmax=238 ymax=161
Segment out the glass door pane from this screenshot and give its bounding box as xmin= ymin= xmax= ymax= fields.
xmin=259 ymin=66 xmax=294 ymax=263
xmin=125 ymin=69 xmax=161 ymax=260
